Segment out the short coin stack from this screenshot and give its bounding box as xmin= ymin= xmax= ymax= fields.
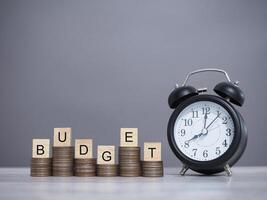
xmin=142 ymin=161 xmax=164 ymax=177
xmin=97 ymin=164 xmax=118 ymax=176
xmin=74 ymin=158 xmax=96 ymax=176
xmin=52 ymin=147 xmax=74 ymax=176
xmin=119 ymin=147 xmax=141 ymax=177
xmin=142 ymin=143 xmax=163 ymax=177
xmin=97 ymin=146 xmax=118 ymax=176
xmin=31 ymin=158 xmax=52 ymax=177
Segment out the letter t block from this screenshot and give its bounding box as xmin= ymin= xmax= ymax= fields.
xmin=144 ymin=142 xmax=161 ymax=161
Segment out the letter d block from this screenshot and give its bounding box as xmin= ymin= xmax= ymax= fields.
xmin=120 ymin=128 xmax=138 ymax=147
xmin=75 ymin=139 xmax=93 ymax=159
xmin=53 ymin=127 xmax=72 ymax=147
xmin=97 ymin=145 xmax=115 ymax=164
xmin=32 ymin=139 xmax=50 ymax=158
xmin=144 ymin=142 xmax=161 ymax=161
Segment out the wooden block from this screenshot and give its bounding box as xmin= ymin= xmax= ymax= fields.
xmin=32 ymin=139 xmax=50 ymax=158
xmin=120 ymin=128 xmax=138 ymax=147
xmin=75 ymin=139 xmax=93 ymax=159
xmin=53 ymin=127 xmax=72 ymax=147
xmin=144 ymin=142 xmax=161 ymax=161
xmin=97 ymin=145 xmax=115 ymax=164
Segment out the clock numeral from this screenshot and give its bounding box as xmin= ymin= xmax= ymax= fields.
xmin=203 ymin=150 xmax=208 ymax=158
xmin=192 ymin=148 xmax=197 ymax=156
xmin=222 ymin=139 xmax=228 ymax=147
xmin=226 ymin=128 xmax=231 ymax=136
xmin=183 ymin=119 xmax=193 ymax=126
xmin=192 ymin=110 xmax=199 ymax=118
xmin=222 ymin=116 xmax=228 ymax=124
xmin=184 ymin=142 xmax=189 ymax=148
xmin=180 ymin=129 xmax=186 ymax=136
xmin=202 ymin=107 xmax=210 ymax=115
xmin=215 ymin=147 xmax=221 ymax=155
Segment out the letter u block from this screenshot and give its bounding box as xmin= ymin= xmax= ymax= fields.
xmin=53 ymin=128 xmax=72 ymax=147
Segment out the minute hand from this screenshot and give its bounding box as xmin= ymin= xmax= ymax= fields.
xmin=206 ymin=113 xmax=221 ymax=130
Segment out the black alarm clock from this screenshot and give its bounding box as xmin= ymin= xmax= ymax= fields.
xmin=167 ymin=69 xmax=247 ymax=175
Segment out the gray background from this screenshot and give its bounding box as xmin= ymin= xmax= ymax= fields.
xmin=0 ymin=0 xmax=266 ymax=167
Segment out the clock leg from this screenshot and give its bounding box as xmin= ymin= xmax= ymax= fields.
xmin=224 ymin=164 xmax=232 ymax=176
xmin=179 ymin=165 xmax=189 ymax=176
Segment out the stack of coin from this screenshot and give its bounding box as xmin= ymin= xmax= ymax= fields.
xmin=31 ymin=158 xmax=52 ymax=177
xmin=52 ymin=147 xmax=74 ymax=176
xmin=97 ymin=164 xmax=118 ymax=176
xmin=142 ymin=161 xmax=164 ymax=177
xmin=74 ymin=158 xmax=96 ymax=176
xmin=119 ymin=147 xmax=141 ymax=177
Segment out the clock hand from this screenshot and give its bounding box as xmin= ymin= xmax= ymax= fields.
xmin=206 ymin=112 xmax=221 ymax=130
xmin=185 ymin=112 xmax=218 ymax=145
xmin=185 ymin=132 xmax=203 ymax=144
xmin=203 ymin=112 xmax=208 ymax=129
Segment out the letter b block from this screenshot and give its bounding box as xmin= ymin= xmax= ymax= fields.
xmin=120 ymin=128 xmax=138 ymax=147
xmin=32 ymin=139 xmax=50 ymax=158
xmin=97 ymin=145 xmax=115 ymax=164
xmin=53 ymin=128 xmax=72 ymax=147
xmin=144 ymin=142 xmax=161 ymax=161
xmin=75 ymin=139 xmax=93 ymax=159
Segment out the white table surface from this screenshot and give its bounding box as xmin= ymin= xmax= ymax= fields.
xmin=0 ymin=167 xmax=266 ymax=200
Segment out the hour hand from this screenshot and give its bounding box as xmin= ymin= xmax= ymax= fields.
xmin=185 ymin=132 xmax=202 ymax=144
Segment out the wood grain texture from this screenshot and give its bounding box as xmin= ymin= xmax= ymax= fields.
xmin=120 ymin=128 xmax=138 ymax=147
xmin=97 ymin=145 xmax=115 ymax=164
xmin=75 ymin=139 xmax=93 ymax=159
xmin=32 ymin=139 xmax=50 ymax=158
xmin=144 ymin=142 xmax=161 ymax=161
xmin=53 ymin=128 xmax=72 ymax=147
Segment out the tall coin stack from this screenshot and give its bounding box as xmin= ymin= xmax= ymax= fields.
xmin=31 ymin=139 xmax=52 ymax=177
xmin=142 ymin=142 xmax=164 ymax=177
xmin=97 ymin=145 xmax=118 ymax=177
xmin=74 ymin=139 xmax=96 ymax=176
xmin=52 ymin=146 xmax=74 ymax=176
xmin=52 ymin=128 xmax=74 ymax=176
xmin=119 ymin=128 xmax=141 ymax=177
xmin=119 ymin=147 xmax=141 ymax=177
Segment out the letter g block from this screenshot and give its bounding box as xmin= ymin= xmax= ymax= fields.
xmin=97 ymin=145 xmax=115 ymax=164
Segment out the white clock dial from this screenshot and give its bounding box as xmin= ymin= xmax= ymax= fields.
xmin=174 ymin=101 xmax=235 ymax=161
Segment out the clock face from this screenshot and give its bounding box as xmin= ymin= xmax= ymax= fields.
xmin=174 ymin=101 xmax=235 ymax=161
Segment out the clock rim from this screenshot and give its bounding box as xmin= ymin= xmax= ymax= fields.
xmin=167 ymin=94 xmax=242 ymax=173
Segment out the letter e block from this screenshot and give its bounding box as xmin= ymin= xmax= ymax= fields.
xmin=120 ymin=128 xmax=138 ymax=147
xmin=32 ymin=139 xmax=50 ymax=158
xmin=53 ymin=127 xmax=72 ymax=147
xmin=97 ymin=145 xmax=115 ymax=164
xmin=144 ymin=142 xmax=161 ymax=161
xmin=75 ymin=139 xmax=93 ymax=159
